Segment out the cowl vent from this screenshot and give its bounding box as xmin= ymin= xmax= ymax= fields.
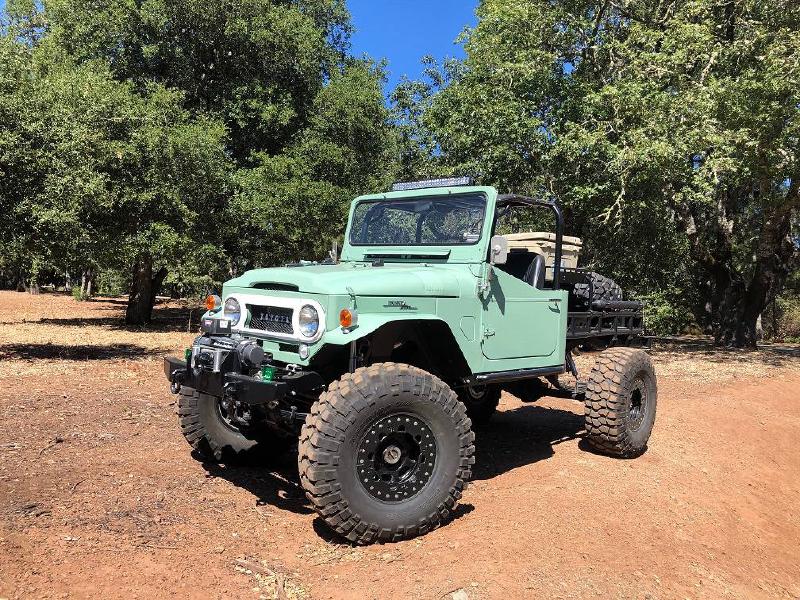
xmin=252 ymin=283 xmax=299 ymax=292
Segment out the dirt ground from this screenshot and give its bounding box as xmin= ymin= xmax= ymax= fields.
xmin=1 ymin=291 xmax=799 ymax=600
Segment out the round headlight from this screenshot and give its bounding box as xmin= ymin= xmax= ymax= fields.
xmin=223 ymin=297 xmax=241 ymax=326
xmin=298 ymin=305 xmax=319 ymax=338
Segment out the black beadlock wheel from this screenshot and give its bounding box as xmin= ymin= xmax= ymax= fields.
xmin=583 ymin=348 xmax=657 ymax=457
xmin=298 ymin=363 xmax=475 ymax=544
xmin=177 ymin=387 xmax=291 ymax=462
xmin=457 ymin=384 xmax=501 ymax=428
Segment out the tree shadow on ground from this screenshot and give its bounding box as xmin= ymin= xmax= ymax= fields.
xmin=650 ymin=338 xmax=800 ymax=367
xmin=33 ymin=305 xmax=199 ymax=333
xmin=0 ymin=342 xmax=161 ymax=361
xmin=471 ymin=403 xmax=585 ymax=481
xmin=86 ymin=297 xmax=129 ymax=306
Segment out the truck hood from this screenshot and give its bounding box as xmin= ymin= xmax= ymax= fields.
xmin=226 ymin=263 xmax=462 ymax=297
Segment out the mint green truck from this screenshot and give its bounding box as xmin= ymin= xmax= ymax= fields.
xmin=164 ymin=178 xmax=656 ymax=544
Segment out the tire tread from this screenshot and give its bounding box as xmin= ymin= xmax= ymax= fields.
xmin=583 ymin=347 xmax=657 ymax=457
xmin=298 ymin=363 xmax=475 ymax=544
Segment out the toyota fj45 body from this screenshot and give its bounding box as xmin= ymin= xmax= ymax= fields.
xmin=164 ymin=179 xmax=656 ymax=544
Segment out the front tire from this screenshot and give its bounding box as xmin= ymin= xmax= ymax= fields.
xmin=583 ymin=348 xmax=657 ymax=457
xmin=298 ymin=363 xmax=475 ymax=544
xmin=177 ymin=387 xmax=289 ymax=462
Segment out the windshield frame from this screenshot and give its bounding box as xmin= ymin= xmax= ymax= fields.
xmin=348 ymin=192 xmax=489 ymax=247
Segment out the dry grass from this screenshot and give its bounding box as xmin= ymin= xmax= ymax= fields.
xmin=570 ymin=340 xmax=800 ymax=383
xmin=2 ymin=290 xmax=800 ymax=599
xmin=0 ymin=292 xmax=197 ymax=378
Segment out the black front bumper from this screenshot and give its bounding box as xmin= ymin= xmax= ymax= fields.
xmin=164 ymin=356 xmax=287 ymax=405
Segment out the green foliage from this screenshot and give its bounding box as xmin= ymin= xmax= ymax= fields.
xmin=71 ymin=286 xmax=87 ymax=301
xmin=95 ymin=268 xmax=128 ymax=296
xmin=4 ymin=0 xmax=794 ymax=339
xmin=763 ymin=295 xmax=800 ymax=342
xmin=45 ymin=0 xmax=352 ymax=160
xmin=402 ymin=0 xmax=800 ymax=342
xmin=640 ymin=290 xmax=698 ymax=337
xmin=0 ymin=0 xmax=397 ymax=320
xmin=230 ymin=61 xmax=397 ymax=271
xmin=0 ymin=36 xmax=231 ymax=294
xmin=777 ymin=297 xmax=800 ymax=341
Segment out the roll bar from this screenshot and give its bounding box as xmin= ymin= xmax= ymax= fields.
xmin=496 ymin=195 xmax=564 ymax=290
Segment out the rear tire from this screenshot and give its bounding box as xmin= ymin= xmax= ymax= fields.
xmin=583 ymin=348 xmax=657 ymax=457
xmin=298 ymin=363 xmax=475 ymax=544
xmin=177 ymin=387 xmax=290 ymax=462
xmin=457 ymin=384 xmax=501 ymax=427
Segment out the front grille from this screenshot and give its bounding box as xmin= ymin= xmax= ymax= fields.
xmin=247 ymin=305 xmax=294 ymax=334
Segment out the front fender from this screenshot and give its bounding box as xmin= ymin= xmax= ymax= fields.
xmin=320 ymin=312 xmax=447 ymax=346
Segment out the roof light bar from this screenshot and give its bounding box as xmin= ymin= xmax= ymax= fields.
xmin=391 ymin=176 xmax=475 ymax=192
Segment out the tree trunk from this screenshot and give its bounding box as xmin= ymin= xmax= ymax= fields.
xmin=675 ymin=189 xmax=798 ymax=348
xmin=732 ymin=201 xmax=797 ymax=347
xmin=126 ymin=256 xmax=166 ymax=325
xmin=150 ymin=266 xmax=167 ymax=309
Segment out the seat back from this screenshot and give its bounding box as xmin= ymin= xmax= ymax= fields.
xmin=523 ymin=254 xmax=546 ymax=289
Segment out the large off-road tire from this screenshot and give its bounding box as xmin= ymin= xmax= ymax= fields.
xmin=298 ymin=363 xmax=475 ymax=544
xmin=583 ymin=348 xmax=657 ymax=457
xmin=177 ymin=387 xmax=289 ymax=462
xmin=457 ymin=384 xmax=501 ymax=428
xmin=572 ymin=272 xmax=623 ymax=307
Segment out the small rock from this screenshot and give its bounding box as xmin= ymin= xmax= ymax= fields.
xmin=451 ymin=590 xmax=469 ymax=600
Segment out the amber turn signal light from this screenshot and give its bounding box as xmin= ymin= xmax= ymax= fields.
xmin=339 ymin=308 xmax=356 ymax=328
xmin=205 ymin=294 xmax=222 ymax=312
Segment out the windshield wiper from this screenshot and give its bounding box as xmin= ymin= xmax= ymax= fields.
xmin=364 ymin=249 xmax=451 ymax=261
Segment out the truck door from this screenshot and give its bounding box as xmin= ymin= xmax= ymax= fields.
xmin=481 ymin=268 xmax=565 ymax=360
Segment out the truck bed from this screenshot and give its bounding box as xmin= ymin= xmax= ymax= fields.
xmin=560 ymin=269 xmax=645 ymax=343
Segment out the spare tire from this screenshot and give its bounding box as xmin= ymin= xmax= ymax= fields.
xmin=572 ymin=272 xmax=622 ymax=308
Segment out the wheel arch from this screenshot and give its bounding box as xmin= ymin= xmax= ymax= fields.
xmin=322 ymin=314 xmax=472 ymax=385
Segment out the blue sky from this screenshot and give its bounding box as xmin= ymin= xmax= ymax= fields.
xmin=0 ymin=0 xmax=478 ymax=93
xmin=347 ymin=0 xmax=477 ymax=92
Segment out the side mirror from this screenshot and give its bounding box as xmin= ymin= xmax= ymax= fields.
xmin=489 ymin=235 xmax=508 ymax=265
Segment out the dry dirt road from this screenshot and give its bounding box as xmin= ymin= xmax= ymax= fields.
xmin=1 ymin=291 xmax=799 ymax=600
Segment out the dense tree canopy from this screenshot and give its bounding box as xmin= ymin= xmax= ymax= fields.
xmin=398 ymin=0 xmax=800 ymax=346
xmin=0 ymin=0 xmax=396 ymax=323
xmin=1 ymin=0 xmax=797 ymax=344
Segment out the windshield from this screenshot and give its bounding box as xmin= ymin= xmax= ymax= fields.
xmin=350 ymin=193 xmax=487 ymax=246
